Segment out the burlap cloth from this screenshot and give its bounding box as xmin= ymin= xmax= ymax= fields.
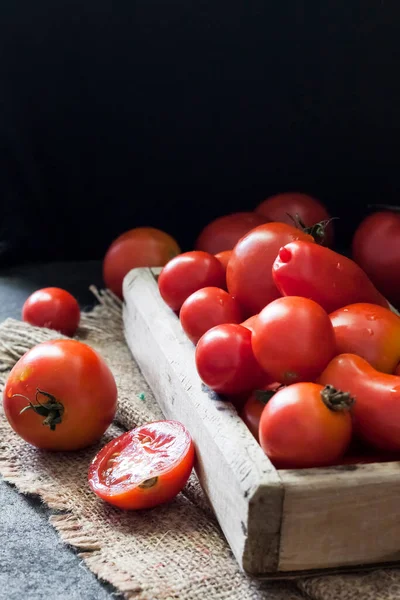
xmin=0 ymin=288 xmax=399 ymax=600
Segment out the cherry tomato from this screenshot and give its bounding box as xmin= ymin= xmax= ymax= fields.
xmin=255 ymin=192 xmax=333 ymax=246
xmin=103 ymin=227 xmax=181 ymax=298
xmin=215 ymin=250 xmax=232 ymax=288
xmin=195 ymin=324 xmax=267 ymax=397
xmin=88 ymin=420 xmax=194 ymax=510
xmin=22 ymin=287 xmax=80 ymax=337
xmin=3 ymin=340 xmax=117 ymax=451
xmin=226 ymin=222 xmax=314 ymax=316
xmin=330 ymin=303 xmax=400 ymax=374
xmin=195 ymin=212 xmax=267 ymax=255
xmin=240 ymin=315 xmax=258 ymax=333
xmin=158 ymin=251 xmax=226 ymax=312
xmin=240 ymin=383 xmax=283 ymax=442
xmin=180 ymin=287 xmax=244 ymax=345
xmin=319 ymin=353 xmax=400 ymax=452
xmin=259 ymin=382 xmax=353 ymax=469
xmin=273 ymin=241 xmax=389 ymax=314
xmin=352 ymin=210 xmax=400 ymax=309
xmin=252 ymin=296 xmax=336 ymax=385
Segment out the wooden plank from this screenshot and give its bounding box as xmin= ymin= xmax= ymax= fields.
xmin=278 ymin=462 xmax=400 ymax=571
xmin=122 ymin=267 xmax=284 ymax=574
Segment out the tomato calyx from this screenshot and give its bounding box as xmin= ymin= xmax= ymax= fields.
xmin=320 ymin=384 xmax=355 ymax=412
xmin=254 ymin=385 xmax=285 ymax=405
xmin=287 ymin=213 xmax=337 ymax=245
xmin=15 ymin=388 xmax=65 ymax=431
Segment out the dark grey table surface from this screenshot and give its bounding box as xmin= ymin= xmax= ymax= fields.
xmin=0 ymin=261 xmax=118 ymax=600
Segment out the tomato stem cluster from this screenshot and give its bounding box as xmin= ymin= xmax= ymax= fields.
xmin=320 ymin=384 xmax=355 ymax=412
xmin=16 ymin=388 xmax=65 ymax=431
xmin=287 ymin=212 xmax=338 ymax=245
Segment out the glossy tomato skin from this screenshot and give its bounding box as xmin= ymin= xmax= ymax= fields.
xmin=252 ymin=296 xmax=336 ymax=385
xmin=3 ymin=340 xmax=117 ymax=451
xmin=158 ymin=251 xmax=226 ymax=312
xmin=352 ymin=211 xmax=400 ymax=308
xmin=22 ymin=287 xmax=80 ymax=337
xmin=195 ymin=324 xmax=267 ymax=397
xmin=180 ymin=287 xmax=244 ymax=345
xmin=240 ymin=315 xmax=258 ymax=334
xmin=259 ymin=382 xmax=353 ymax=468
xmin=215 ymin=250 xmax=232 ymax=288
xmin=330 ymin=303 xmax=400 ymax=373
xmin=240 ymin=382 xmax=283 ymax=442
xmin=195 ymin=212 xmax=267 ymax=255
xmin=273 ymin=241 xmax=389 ymax=314
xmin=319 ymin=353 xmax=400 ymax=452
xmin=88 ymin=421 xmax=194 ymax=510
xmin=255 ymin=192 xmax=333 ymax=246
xmin=226 ymin=223 xmax=314 ymax=316
xmin=103 ymin=227 xmax=181 ymax=298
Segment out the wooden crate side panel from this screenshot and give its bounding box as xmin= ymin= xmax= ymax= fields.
xmin=278 ymin=464 xmax=400 ymax=572
xmin=123 ymin=268 xmax=284 ymax=574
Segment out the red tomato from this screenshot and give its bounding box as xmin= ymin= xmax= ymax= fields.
xmin=330 ymin=303 xmax=400 ymax=374
xmin=215 ymin=250 xmax=232 ymax=288
xmin=226 ymin=223 xmax=314 ymax=316
xmin=240 ymin=383 xmax=284 ymax=442
xmin=273 ymin=241 xmax=389 ymax=314
xmin=88 ymin=420 xmax=194 ymax=510
xmin=195 ymin=212 xmax=267 ymax=255
xmin=352 ymin=210 xmax=400 ymax=308
xmin=259 ymin=382 xmax=353 ymax=468
xmin=103 ymin=227 xmax=181 ymax=298
xmin=22 ymin=287 xmax=80 ymax=337
xmin=195 ymin=324 xmax=267 ymax=397
xmin=240 ymin=315 xmax=258 ymax=333
xmin=158 ymin=251 xmax=226 ymax=312
xmin=3 ymin=340 xmax=117 ymax=451
xmin=180 ymin=287 xmax=244 ymax=345
xmin=255 ymin=192 xmax=333 ymax=246
xmin=252 ymin=296 xmax=336 ymax=385
xmin=319 ymin=353 xmax=400 ymax=452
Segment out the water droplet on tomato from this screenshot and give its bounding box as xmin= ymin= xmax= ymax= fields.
xmin=367 ymin=314 xmax=377 ymax=321
xmin=366 ymin=328 xmax=374 ymax=336
xmin=336 ymin=263 xmax=343 ymax=271
xmin=343 ymin=308 xmax=349 ymax=312
xmin=278 ymin=246 xmax=292 ymax=263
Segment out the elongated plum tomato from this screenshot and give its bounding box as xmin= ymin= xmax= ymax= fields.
xmin=180 ymin=287 xmax=244 ymax=344
xmin=88 ymin=421 xmax=195 ymax=510
xmin=195 ymin=212 xmax=268 ymax=255
xmin=319 ymin=353 xmax=400 ymax=452
xmin=252 ymin=296 xmax=336 ymax=384
xmin=273 ymin=241 xmax=389 ymax=314
xmin=158 ymin=251 xmax=226 ymax=312
xmin=103 ymin=227 xmax=181 ymax=298
xmin=255 ymin=191 xmax=333 ymax=246
xmin=329 ymin=303 xmax=400 ymax=374
xmin=3 ymin=339 xmax=117 ymax=451
xmin=226 ymin=222 xmax=314 ymax=316
xmin=259 ymin=382 xmax=353 ymax=468
xmin=22 ymin=287 xmax=80 ymax=337
xmin=352 ymin=210 xmax=400 ymax=308
xmin=195 ymin=324 xmax=267 ymax=397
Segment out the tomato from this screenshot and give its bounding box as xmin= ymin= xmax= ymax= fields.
xmin=195 ymin=324 xmax=267 ymax=397
xmin=215 ymin=250 xmax=232 ymax=288
xmin=195 ymin=212 xmax=267 ymax=255
xmin=240 ymin=383 xmax=283 ymax=442
xmin=273 ymin=241 xmax=389 ymax=314
xmin=180 ymin=287 xmax=244 ymax=345
xmin=352 ymin=210 xmax=400 ymax=309
xmin=329 ymin=303 xmax=400 ymax=374
xmin=158 ymin=251 xmax=226 ymax=312
xmin=319 ymin=353 xmax=400 ymax=452
xmin=258 ymin=382 xmax=353 ymax=469
xmin=22 ymin=287 xmax=80 ymax=337
xmin=3 ymin=339 xmax=117 ymax=451
xmin=252 ymin=296 xmax=336 ymax=385
xmin=254 ymin=191 xmax=333 ymax=246
xmin=226 ymin=223 xmax=314 ymax=316
xmin=88 ymin=420 xmax=194 ymax=510
xmin=240 ymin=315 xmax=258 ymax=333
xmin=103 ymin=227 xmax=181 ymax=298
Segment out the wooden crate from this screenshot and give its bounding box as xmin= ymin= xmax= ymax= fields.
xmin=122 ymin=267 xmax=400 ymax=577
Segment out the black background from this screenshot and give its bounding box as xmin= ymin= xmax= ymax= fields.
xmin=1 ymin=1 xmax=400 ymax=264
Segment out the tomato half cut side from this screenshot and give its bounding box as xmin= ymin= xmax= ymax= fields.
xmin=88 ymin=420 xmax=195 ymax=510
